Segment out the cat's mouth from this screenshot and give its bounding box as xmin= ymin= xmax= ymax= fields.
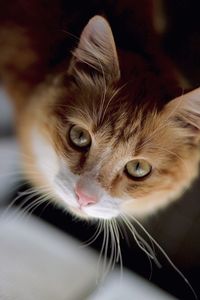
xmin=69 ymin=205 xmax=91 ymax=219
xmin=69 ymin=206 xmax=89 ymax=218
xmin=70 ymin=198 xmax=120 ymax=220
xmin=62 ymin=194 xmax=120 ymax=220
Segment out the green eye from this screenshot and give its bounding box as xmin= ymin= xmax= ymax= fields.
xmin=69 ymin=125 xmax=91 ymax=148
xmin=125 ymin=159 xmax=152 ymax=179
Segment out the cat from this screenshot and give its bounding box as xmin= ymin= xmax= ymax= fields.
xmin=0 ymin=0 xmax=200 ymax=221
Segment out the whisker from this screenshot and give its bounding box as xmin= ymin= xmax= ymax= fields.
xmin=112 ymin=219 xmax=123 ymax=280
xmin=117 ymin=218 xmax=131 ymax=247
xmin=109 ymin=220 xmax=117 ymax=272
xmin=97 ymin=220 xmax=107 ymax=281
xmin=61 ymin=30 xmax=80 ymax=42
xmin=121 ymin=214 xmax=160 ymax=266
xmin=126 ymin=214 xmax=198 ymax=300
xmin=81 ymin=221 xmax=103 ymax=247
xmin=102 ymin=220 xmax=110 ymax=278
xmin=2 ymin=185 xmax=50 ymax=220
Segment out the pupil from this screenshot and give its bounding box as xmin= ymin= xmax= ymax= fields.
xmin=135 ymin=162 xmax=140 ymax=171
xmin=79 ymin=131 xmax=83 ymax=140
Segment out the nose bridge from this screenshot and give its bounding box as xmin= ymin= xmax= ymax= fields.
xmin=77 ymin=174 xmax=96 ymax=190
xmin=76 ymin=156 xmax=111 ymax=195
xmin=81 ymin=145 xmax=111 ymax=176
xmin=81 ymin=143 xmax=128 ymax=186
xmin=75 ymin=173 xmax=100 ymax=205
xmin=99 ymin=144 xmax=131 ymax=181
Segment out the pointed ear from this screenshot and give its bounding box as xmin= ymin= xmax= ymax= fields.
xmin=68 ymin=15 xmax=120 ymax=83
xmin=165 ymin=87 xmax=200 ymax=140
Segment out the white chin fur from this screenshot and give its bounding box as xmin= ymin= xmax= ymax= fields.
xmin=83 ymin=205 xmax=119 ymax=219
xmin=31 ymin=128 xmax=120 ymax=220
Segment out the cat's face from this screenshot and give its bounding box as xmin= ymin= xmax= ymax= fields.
xmin=20 ymin=16 xmax=200 ymax=220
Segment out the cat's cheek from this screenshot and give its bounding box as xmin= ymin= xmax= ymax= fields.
xmin=52 ymin=161 xmax=80 ymax=208
xmin=26 ymin=128 xmax=144 ymax=220
xmin=30 ymin=127 xmax=60 ymax=187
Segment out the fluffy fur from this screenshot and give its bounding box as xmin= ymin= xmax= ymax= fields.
xmin=1 ymin=1 xmax=200 ymax=220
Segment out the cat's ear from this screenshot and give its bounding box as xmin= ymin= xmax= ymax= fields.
xmin=68 ymin=15 xmax=120 ymax=83
xmin=166 ymin=87 xmax=200 ymax=141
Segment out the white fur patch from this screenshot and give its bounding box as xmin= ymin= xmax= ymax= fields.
xmin=32 ymin=128 xmax=59 ymax=183
xmin=31 ymin=128 xmax=121 ymax=219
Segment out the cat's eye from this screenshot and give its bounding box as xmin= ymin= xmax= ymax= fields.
xmin=125 ymin=159 xmax=152 ymax=179
xmin=69 ymin=125 xmax=91 ymax=148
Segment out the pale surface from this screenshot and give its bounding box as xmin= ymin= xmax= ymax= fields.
xmin=0 ymin=209 xmax=175 ymax=300
xmin=0 ymin=210 xmax=99 ymax=300
xmin=0 ymin=138 xmax=20 ymax=203
xmin=89 ymin=269 xmax=175 ymax=300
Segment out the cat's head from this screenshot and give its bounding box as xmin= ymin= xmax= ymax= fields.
xmin=20 ymin=16 xmax=200 ymax=220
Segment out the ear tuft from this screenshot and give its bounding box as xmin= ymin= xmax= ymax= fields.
xmin=166 ymin=87 xmax=200 ymax=140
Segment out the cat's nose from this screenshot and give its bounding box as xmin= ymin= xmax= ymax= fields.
xmin=75 ymin=187 xmax=97 ymax=207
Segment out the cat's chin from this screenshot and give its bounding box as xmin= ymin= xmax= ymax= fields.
xmin=68 ymin=205 xmax=119 ymax=220
xmin=69 ymin=206 xmax=91 ymax=220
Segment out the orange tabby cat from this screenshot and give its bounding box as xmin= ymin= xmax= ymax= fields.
xmin=1 ymin=1 xmax=200 ymax=220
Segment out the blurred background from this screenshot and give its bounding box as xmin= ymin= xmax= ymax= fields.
xmin=0 ymin=1 xmax=200 ymax=299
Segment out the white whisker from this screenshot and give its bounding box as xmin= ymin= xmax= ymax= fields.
xmin=81 ymin=221 xmax=103 ymax=248
xmin=125 ymin=213 xmax=197 ymax=300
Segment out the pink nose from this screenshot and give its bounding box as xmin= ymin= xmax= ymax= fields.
xmin=75 ymin=187 xmax=97 ymax=207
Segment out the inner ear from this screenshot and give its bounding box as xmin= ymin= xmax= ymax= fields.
xmin=164 ymin=87 xmax=200 ymax=140
xmin=68 ymin=15 xmax=120 ymax=84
